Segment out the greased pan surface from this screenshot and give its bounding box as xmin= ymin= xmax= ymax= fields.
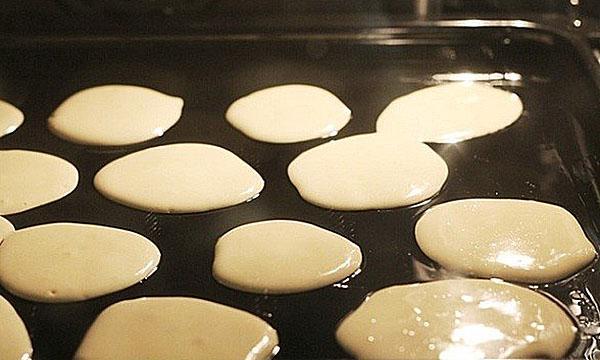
xmin=1 ymin=25 xmax=600 ymax=359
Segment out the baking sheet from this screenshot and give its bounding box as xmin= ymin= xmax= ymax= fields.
xmin=1 ymin=23 xmax=600 ymax=359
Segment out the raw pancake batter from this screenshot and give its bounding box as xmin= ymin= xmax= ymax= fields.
xmin=376 ymin=82 xmax=523 ymax=143
xmin=226 ymin=84 xmax=351 ymax=143
xmin=336 ymin=279 xmax=576 ymax=359
xmin=0 ymin=223 xmax=161 ymax=303
xmin=0 ymin=150 xmax=78 ymax=215
xmin=94 ymin=143 xmax=264 ymax=213
xmin=213 ymin=219 xmax=362 ymax=294
xmin=0 ymin=216 xmax=15 ymax=241
xmin=74 ymin=297 xmax=279 ymax=360
xmin=287 ymin=133 xmax=448 ymax=210
xmin=48 ymin=85 xmax=184 ymax=146
xmin=0 ymin=295 xmax=32 ymax=360
xmin=0 ymin=99 xmax=24 ymax=138
xmin=415 ymin=198 xmax=597 ymax=283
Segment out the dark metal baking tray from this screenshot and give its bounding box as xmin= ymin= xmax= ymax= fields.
xmin=1 ymin=20 xmax=600 ymax=359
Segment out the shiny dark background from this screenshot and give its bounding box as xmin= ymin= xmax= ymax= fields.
xmin=0 ymin=0 xmax=598 ymax=35
xmin=1 ymin=1 xmax=600 ymax=359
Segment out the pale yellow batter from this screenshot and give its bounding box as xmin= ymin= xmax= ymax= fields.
xmin=213 ymin=220 xmax=362 ymax=294
xmin=75 ymin=297 xmax=279 ymax=360
xmin=287 ymin=133 xmax=448 ymax=210
xmin=0 ymin=295 xmax=32 ymax=360
xmin=336 ymin=279 xmax=576 ymax=359
xmin=0 ymin=150 xmax=79 ymax=215
xmin=48 ymin=85 xmax=184 ymax=146
xmin=0 ymin=216 xmax=15 ymax=241
xmin=376 ymin=82 xmax=523 ymax=143
xmin=0 ymin=99 xmax=24 ymax=138
xmin=94 ymin=143 xmax=264 ymax=213
xmin=0 ymin=223 xmax=161 ymax=303
xmin=225 ymin=84 xmax=351 ymax=143
xmin=415 ymin=198 xmax=597 ymax=283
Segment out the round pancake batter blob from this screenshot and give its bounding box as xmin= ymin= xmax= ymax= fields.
xmin=94 ymin=143 xmax=264 ymax=213
xmin=225 ymin=84 xmax=351 ymax=143
xmin=415 ymin=198 xmax=597 ymax=283
xmin=213 ymin=219 xmax=362 ymax=294
xmin=48 ymin=85 xmax=184 ymax=146
xmin=287 ymin=133 xmax=448 ymax=210
xmin=0 ymin=150 xmax=79 ymax=215
xmin=0 ymin=295 xmax=32 ymax=360
xmin=74 ymin=297 xmax=279 ymax=360
xmin=0 ymin=223 xmax=161 ymax=303
xmin=0 ymin=216 xmax=15 ymax=241
xmin=336 ymin=279 xmax=576 ymax=359
xmin=0 ymin=99 xmax=24 ymax=138
xmin=376 ymin=82 xmax=523 ymax=143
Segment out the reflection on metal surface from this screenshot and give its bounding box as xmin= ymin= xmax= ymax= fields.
xmin=412 ymin=258 xmax=460 ymax=282
xmin=568 ymin=285 xmax=600 ymax=360
xmin=413 ymin=0 xmax=442 ymax=20
xmin=570 ymin=287 xmax=600 ymax=335
xmin=432 ymin=72 xmax=522 ymax=82
xmin=593 ymin=49 xmax=600 ymax=64
xmin=370 ymin=38 xmax=429 ymax=46
xmin=432 ymin=19 xmax=535 ymax=29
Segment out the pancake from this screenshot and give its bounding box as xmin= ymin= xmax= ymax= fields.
xmin=226 ymin=84 xmax=351 ymax=143
xmin=75 ymin=297 xmax=279 ymax=359
xmin=336 ymin=279 xmax=576 ymax=359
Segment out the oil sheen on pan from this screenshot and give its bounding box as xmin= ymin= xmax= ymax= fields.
xmin=288 ymin=133 xmax=448 ymax=210
xmin=336 ymin=279 xmax=576 ymax=359
xmin=0 ymin=99 xmax=24 ymax=138
xmin=94 ymin=143 xmax=264 ymax=213
xmin=225 ymin=84 xmax=351 ymax=143
xmin=0 ymin=223 xmax=161 ymax=303
xmin=213 ymin=219 xmax=362 ymax=294
xmin=376 ymin=82 xmax=523 ymax=143
xmin=0 ymin=150 xmax=79 ymax=215
xmin=415 ymin=198 xmax=597 ymax=283
xmin=74 ymin=297 xmax=279 ymax=360
xmin=48 ymin=85 xmax=184 ymax=146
